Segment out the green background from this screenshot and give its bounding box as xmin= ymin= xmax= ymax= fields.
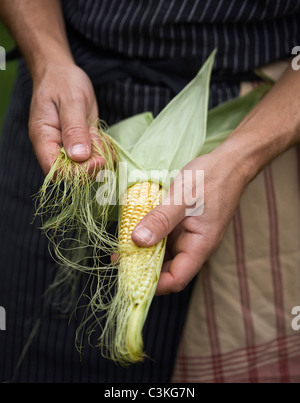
xmin=0 ymin=20 xmax=17 ymax=134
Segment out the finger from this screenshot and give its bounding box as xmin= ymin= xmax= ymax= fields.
xmin=110 ymin=252 xmax=119 ymax=265
xmin=155 ymin=251 xmax=202 ymax=295
xmin=131 ymin=203 xmax=186 ymax=247
xmin=60 ymin=99 xmax=95 ymax=163
xmin=61 ymin=100 xmax=107 ymax=175
xmin=131 ymin=169 xmax=196 ymax=246
xmin=32 ymin=129 xmax=62 ymax=176
xmin=80 ymin=126 xmax=107 ymax=176
xmin=166 ymin=224 xmax=184 ymax=257
xmin=131 ymin=173 xmax=192 ymax=249
xmin=156 ymin=229 xmax=210 ymax=295
xmin=29 ymin=99 xmax=63 ymax=175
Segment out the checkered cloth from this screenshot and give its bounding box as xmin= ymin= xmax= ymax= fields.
xmin=171 ymin=62 xmax=300 ymax=383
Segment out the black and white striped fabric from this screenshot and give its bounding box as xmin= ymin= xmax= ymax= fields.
xmin=62 ymin=0 xmax=300 ymax=122
xmin=62 ymin=0 xmax=300 ymax=67
xmin=0 ymin=0 xmax=300 ymax=383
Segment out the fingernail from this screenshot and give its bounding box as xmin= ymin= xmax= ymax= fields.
xmin=70 ymin=144 xmax=89 ymax=157
xmin=134 ymin=226 xmax=153 ymax=244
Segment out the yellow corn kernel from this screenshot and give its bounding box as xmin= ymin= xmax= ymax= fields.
xmin=118 ymin=181 xmax=163 ymax=303
xmin=100 ymin=181 xmax=167 ymax=365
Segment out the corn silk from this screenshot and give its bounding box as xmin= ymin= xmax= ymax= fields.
xmin=34 ymin=51 xmax=271 ymax=364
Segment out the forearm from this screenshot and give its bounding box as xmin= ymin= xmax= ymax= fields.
xmin=214 ymin=65 xmax=300 ymax=185
xmin=0 ymin=1 xmax=99 ymax=173
xmin=0 ymin=0 xmax=73 ymax=79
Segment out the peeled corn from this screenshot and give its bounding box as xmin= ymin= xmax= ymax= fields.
xmin=119 ymin=181 xmax=162 ymax=303
xmin=100 ymin=181 xmax=166 ymax=364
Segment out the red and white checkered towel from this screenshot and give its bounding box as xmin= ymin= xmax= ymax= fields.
xmin=172 ymin=61 xmax=300 ymax=383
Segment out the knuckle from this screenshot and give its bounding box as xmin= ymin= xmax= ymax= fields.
xmin=28 ymin=119 xmax=41 ymax=141
xmin=172 ymin=277 xmax=188 ymax=293
xmin=63 ymin=125 xmax=88 ymax=141
xmin=64 ymin=90 xmax=89 ymax=106
xmin=68 ymin=92 xmax=86 ymax=104
xmin=28 ymin=123 xmax=34 ymax=141
xmin=148 ymin=208 xmax=170 ymax=233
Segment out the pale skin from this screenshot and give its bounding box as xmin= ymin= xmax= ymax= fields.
xmin=1 ymin=0 xmax=300 ymax=296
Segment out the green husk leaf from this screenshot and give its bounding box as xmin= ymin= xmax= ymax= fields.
xmin=130 ymin=50 xmax=216 ymax=176
xmin=108 ymin=112 xmax=154 ymax=152
xmin=201 ymin=82 xmax=271 ymax=155
xmin=94 ymin=51 xmax=216 ymax=364
xmin=94 ymin=76 xmax=272 ymax=364
xmin=34 ymin=49 xmax=272 ymax=366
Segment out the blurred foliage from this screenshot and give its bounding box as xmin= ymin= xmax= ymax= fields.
xmin=0 ymin=20 xmax=18 ymax=133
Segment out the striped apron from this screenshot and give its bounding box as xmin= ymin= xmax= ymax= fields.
xmin=0 ymin=0 xmax=300 ymax=382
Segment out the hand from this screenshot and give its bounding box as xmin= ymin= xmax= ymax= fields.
xmin=132 ymin=65 xmax=300 ymax=296
xmin=132 ymin=148 xmax=248 ymax=295
xmin=28 ymin=61 xmax=101 ymax=175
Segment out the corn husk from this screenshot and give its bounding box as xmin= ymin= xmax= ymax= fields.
xmin=35 ymin=50 xmax=272 ymax=365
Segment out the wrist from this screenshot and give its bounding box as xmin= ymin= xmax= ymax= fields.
xmin=27 ymin=42 xmax=75 ymax=83
xmin=212 ymin=132 xmax=262 ymax=187
xmin=209 ymin=66 xmax=300 ymax=186
xmin=31 ymin=56 xmax=75 ymax=86
xmin=0 ymin=0 xmax=74 ymax=81
xmin=212 ymin=123 xmax=294 ymax=188
xmin=207 ymin=136 xmax=253 ymax=191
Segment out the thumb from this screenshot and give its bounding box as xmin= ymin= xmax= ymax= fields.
xmin=60 ymin=100 xmax=94 ymax=163
xmin=131 ymin=202 xmax=186 ymax=246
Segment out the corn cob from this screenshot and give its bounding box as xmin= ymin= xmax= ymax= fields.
xmin=100 ymin=180 xmax=166 ymax=364
xmin=119 ymin=181 xmax=162 ymax=301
